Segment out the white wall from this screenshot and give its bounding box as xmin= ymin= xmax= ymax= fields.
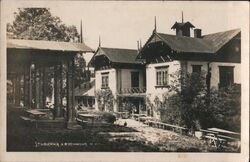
xmin=146 ymin=61 xmax=181 ymax=99
xmin=146 ymin=61 xmax=181 ymax=119
xmin=95 ymin=68 xmax=117 ymax=111
xmin=119 ymin=68 xmax=145 ymax=89
xmin=145 ymin=60 xmax=241 ymax=119
xmin=186 ymin=61 xmax=241 ymax=89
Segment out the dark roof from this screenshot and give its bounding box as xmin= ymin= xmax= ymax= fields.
xmin=7 ymin=39 xmax=94 ymax=52
xmin=203 ymin=28 xmax=241 ymax=52
xmin=75 ymin=79 xmax=95 ymax=96
xmin=171 ymin=21 xmax=195 ymax=29
xmin=155 ymin=28 xmax=240 ymax=54
xmin=95 ymin=47 xmax=141 ymax=64
xmin=157 ymin=33 xmax=213 ymax=53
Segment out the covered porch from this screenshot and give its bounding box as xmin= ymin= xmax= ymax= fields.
xmin=7 ymin=39 xmax=93 ymax=128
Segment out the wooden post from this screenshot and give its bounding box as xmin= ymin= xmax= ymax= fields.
xmin=15 ymin=73 xmax=21 ymax=106
xmin=39 ymin=67 xmax=43 ymax=109
xmin=54 ymin=63 xmax=63 ymax=117
xmin=24 ymin=66 xmax=30 ymax=108
xmin=67 ymin=58 xmax=75 ymax=128
xmin=35 ymin=64 xmax=40 ymax=109
xmin=42 ymin=67 xmax=47 ymax=109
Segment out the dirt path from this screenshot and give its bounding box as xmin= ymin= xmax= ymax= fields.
xmin=112 ymin=119 xmax=211 ymax=152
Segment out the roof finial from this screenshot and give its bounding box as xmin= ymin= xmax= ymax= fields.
xmin=80 ymin=19 xmax=83 ymax=43
xmin=154 ymin=16 xmax=157 ymax=32
xmin=137 ymin=40 xmax=139 ymax=51
xmin=181 ymin=11 xmax=184 ymax=23
xmin=99 ymin=35 xmax=101 ymax=47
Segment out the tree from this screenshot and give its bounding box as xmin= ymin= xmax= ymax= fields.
xmin=96 ymin=88 xmax=115 ymax=112
xmin=198 ymin=85 xmax=241 ymax=132
xmin=159 ymin=70 xmax=207 ymax=129
xmin=74 ymin=53 xmax=92 ymax=88
xmin=157 ymin=69 xmax=241 ymax=132
xmin=7 ymin=8 xmax=89 ymax=94
xmin=7 ymin=8 xmax=79 ymax=42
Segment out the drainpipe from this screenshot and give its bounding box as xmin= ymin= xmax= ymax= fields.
xmin=206 ymin=62 xmax=211 ymax=105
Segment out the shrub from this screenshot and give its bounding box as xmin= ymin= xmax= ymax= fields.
xmin=96 ymin=88 xmax=114 ymax=112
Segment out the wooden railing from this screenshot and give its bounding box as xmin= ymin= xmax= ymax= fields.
xmin=118 ymin=87 xmax=146 ymax=94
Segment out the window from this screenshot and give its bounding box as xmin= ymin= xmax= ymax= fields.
xmin=219 ymin=66 xmax=234 ymax=88
xmin=192 ymin=65 xmax=202 ymax=74
xmin=101 ymin=73 xmax=109 ymax=88
xmin=156 ymin=66 xmax=169 ymax=87
xmin=131 ymin=72 xmax=139 ymax=88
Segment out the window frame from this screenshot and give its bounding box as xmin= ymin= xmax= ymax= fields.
xmin=192 ymin=65 xmax=202 ymax=74
xmin=218 ymin=66 xmax=235 ymax=88
xmin=101 ymin=72 xmax=109 ymax=89
xmin=155 ymin=65 xmax=169 ymax=88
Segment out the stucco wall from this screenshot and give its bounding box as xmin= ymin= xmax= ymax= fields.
xmin=145 ymin=60 xmax=241 ymax=119
xmin=95 ymin=68 xmax=117 ymax=111
xmin=185 ymin=61 xmax=241 ymax=89
xmin=146 ymin=61 xmax=181 ymax=99
xmin=119 ymin=68 xmax=145 ymax=89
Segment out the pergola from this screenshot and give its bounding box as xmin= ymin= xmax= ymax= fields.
xmin=7 ymin=39 xmax=93 ymax=127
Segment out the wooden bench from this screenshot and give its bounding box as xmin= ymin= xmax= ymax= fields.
xmin=148 ymin=121 xmax=188 ymax=134
xmin=20 ymin=116 xmax=34 ymax=121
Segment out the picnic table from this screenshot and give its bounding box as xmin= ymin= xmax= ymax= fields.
xmin=76 ymin=114 xmax=100 ymax=125
xmin=132 ymin=114 xmax=146 ymax=121
xmin=26 ymin=109 xmax=47 ymax=119
xmin=138 ymin=116 xmax=154 ymax=123
xmin=201 ymin=128 xmax=240 ymax=149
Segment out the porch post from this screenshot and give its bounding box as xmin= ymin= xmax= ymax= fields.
xmin=15 ymin=73 xmax=21 ymax=106
xmin=54 ymin=63 xmax=62 ymax=117
xmin=39 ymin=67 xmax=44 ymax=109
xmin=35 ymin=64 xmax=40 ymax=109
xmin=42 ymin=67 xmax=47 ymax=108
xmin=67 ymin=58 xmax=76 ymax=128
xmin=24 ymin=65 xmax=30 ymax=108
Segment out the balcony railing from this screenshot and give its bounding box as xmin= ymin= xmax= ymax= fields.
xmin=118 ymin=87 xmax=146 ymax=95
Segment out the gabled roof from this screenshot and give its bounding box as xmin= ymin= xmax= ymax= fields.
xmin=94 ymin=47 xmax=141 ymax=64
xmin=203 ymin=28 xmax=241 ymax=53
xmin=142 ymin=28 xmax=240 ymax=55
xmin=7 ymin=39 xmax=94 ymax=52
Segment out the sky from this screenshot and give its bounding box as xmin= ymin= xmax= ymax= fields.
xmin=2 ymin=1 xmax=249 ymax=63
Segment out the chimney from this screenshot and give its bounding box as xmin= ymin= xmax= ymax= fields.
xmin=194 ymin=28 xmax=202 ymax=38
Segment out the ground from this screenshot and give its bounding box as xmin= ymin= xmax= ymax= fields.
xmin=7 ymin=106 xmax=217 ymax=152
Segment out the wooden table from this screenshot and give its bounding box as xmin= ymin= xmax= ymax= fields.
xmin=26 ymin=109 xmax=47 ymax=119
xmin=202 ymin=128 xmax=240 ymax=149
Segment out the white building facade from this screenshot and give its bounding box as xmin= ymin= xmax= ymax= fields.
xmin=91 ymin=47 xmax=146 ymax=114
xmin=137 ymin=21 xmax=241 ymax=119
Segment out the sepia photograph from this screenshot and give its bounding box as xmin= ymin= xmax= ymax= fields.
xmin=0 ymin=1 xmax=249 ymax=162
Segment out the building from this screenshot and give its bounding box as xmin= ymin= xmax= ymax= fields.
xmin=74 ymin=78 xmax=95 ymax=108
xmin=90 ymin=45 xmax=146 ymax=114
xmin=7 ymin=38 xmax=93 ymax=127
xmin=137 ymin=19 xmax=241 ymax=119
